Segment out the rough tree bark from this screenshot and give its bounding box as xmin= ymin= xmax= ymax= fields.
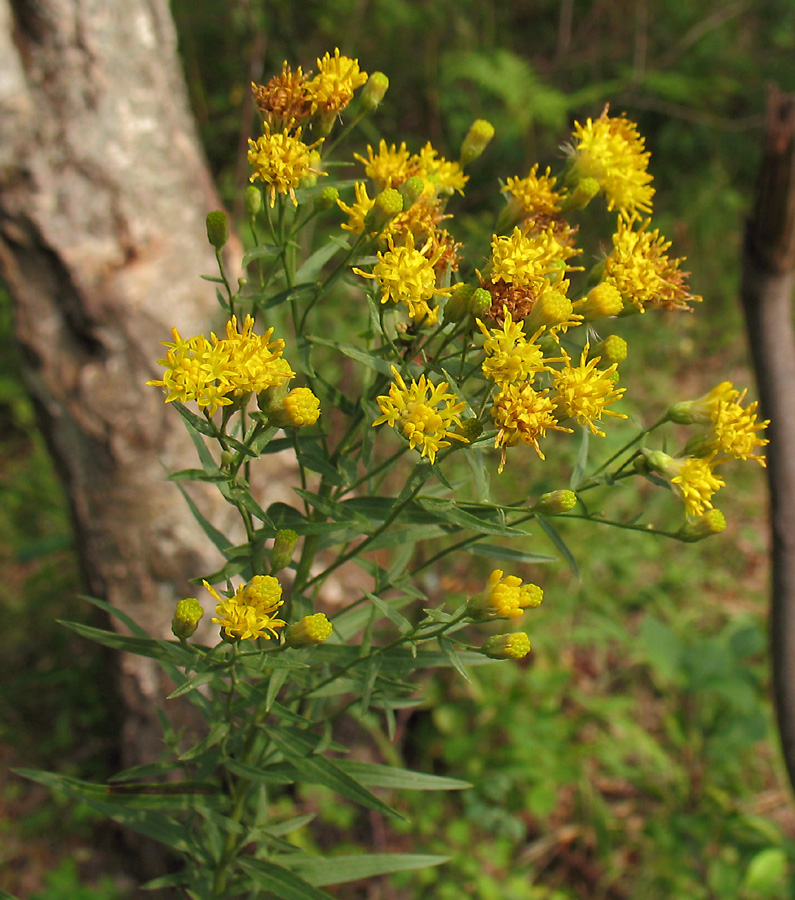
xmin=0 ymin=0 xmax=236 ymax=794
xmin=740 ymin=85 xmax=795 ymax=793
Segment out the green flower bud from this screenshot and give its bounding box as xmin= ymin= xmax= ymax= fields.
xmin=458 ymin=418 xmax=483 ymax=443
xmin=316 ymin=186 xmax=340 ymax=211
xmin=206 ymin=210 xmax=229 ymax=249
xmin=460 ymin=119 xmax=495 ymax=167
xmin=363 ymin=188 xmax=403 ymax=233
xmin=592 ymin=334 xmax=628 ymax=367
xmin=245 ymin=185 xmax=263 ymax=218
xmin=171 ymin=598 xmax=204 ymax=640
xmin=271 ymin=528 xmax=299 ymax=573
xmin=284 ymin=613 xmax=333 ymax=648
xmin=675 ymin=509 xmax=727 ymax=542
xmin=573 ymin=283 xmax=623 ymax=321
xmin=399 ymin=176 xmax=426 ymax=208
xmin=360 ymin=72 xmax=389 ymax=112
xmin=524 ymin=291 xmax=572 ymax=332
xmin=560 ymin=176 xmax=600 ymax=212
xmin=481 ymin=632 xmax=532 ymax=660
xmin=469 ymin=287 xmax=492 ymax=318
xmin=532 ymin=489 xmax=577 ymax=515
xmin=445 ymin=283 xmax=475 ymax=323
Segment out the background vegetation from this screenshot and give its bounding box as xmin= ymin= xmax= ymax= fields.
xmin=2 ymin=0 xmax=794 ymax=896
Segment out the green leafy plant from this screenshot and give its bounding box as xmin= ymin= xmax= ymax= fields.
xmin=16 ymin=49 xmax=770 ymax=898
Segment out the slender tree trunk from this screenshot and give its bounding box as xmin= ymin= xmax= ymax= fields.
xmin=0 ymin=0 xmax=243 ymax=876
xmin=740 ymin=85 xmax=795 ymax=794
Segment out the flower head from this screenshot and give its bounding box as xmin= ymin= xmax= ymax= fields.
xmin=414 ymin=142 xmax=468 ymax=196
xmin=355 ymin=140 xmax=413 ymax=190
xmin=251 ymin=64 xmax=312 ymax=130
xmin=477 ymin=311 xmax=547 ymax=388
xmin=567 ymin=110 xmax=654 ymax=215
xmin=285 ymin=613 xmax=333 ymax=648
xmin=248 ymin=126 xmax=325 ymax=207
xmin=491 ymin=382 xmax=572 ymax=472
xmin=269 ymin=386 xmax=321 ymax=428
xmin=172 ymin=598 xmax=204 ymax=640
xmin=641 ymin=449 xmax=726 ymax=518
xmin=481 ymin=632 xmax=533 ymax=660
xmin=707 ymin=389 xmax=769 ymax=465
xmin=501 ymin=164 xmax=567 ymax=226
xmin=373 ymin=366 xmax=468 ymax=464
xmin=353 ymin=234 xmax=453 ymax=324
xmin=604 ymin=216 xmax=701 ymax=312
xmin=218 ymin=315 xmax=294 ymax=396
xmin=305 ymin=48 xmax=367 ymax=116
xmin=552 ymin=344 xmax=627 ymax=436
xmin=207 ymin=576 xmax=286 ymax=641
xmin=466 ymin=569 xmax=543 ymax=621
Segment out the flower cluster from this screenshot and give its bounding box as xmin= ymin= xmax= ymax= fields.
xmin=466 ymin=569 xmax=544 ymax=621
xmin=206 ymin=576 xmax=287 ymax=642
xmin=147 ymin=315 xmax=320 ymax=426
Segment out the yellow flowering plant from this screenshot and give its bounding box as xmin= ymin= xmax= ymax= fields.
xmin=29 ymin=50 xmax=768 ymax=898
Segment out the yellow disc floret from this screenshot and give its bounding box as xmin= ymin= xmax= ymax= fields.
xmin=206 ymin=576 xmax=286 ymax=642
xmin=248 ymin=126 xmax=324 ymax=207
xmin=552 ymin=344 xmax=628 ymax=436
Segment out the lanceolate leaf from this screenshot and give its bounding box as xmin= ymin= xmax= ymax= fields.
xmin=334 ymin=760 xmax=470 ymax=791
xmin=283 ymin=852 xmax=451 ymax=886
xmin=239 ymin=859 xmax=337 ymax=900
xmin=267 ymin=727 xmax=402 ymax=820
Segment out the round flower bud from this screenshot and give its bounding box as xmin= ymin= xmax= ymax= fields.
xmin=245 ymin=185 xmax=263 ymax=218
xmin=458 ymin=417 xmax=483 ymax=443
xmin=469 ymin=287 xmax=492 ymax=318
xmin=525 ymin=291 xmax=572 ymax=332
xmin=445 ymin=283 xmax=475 ymax=323
xmin=466 ymin=569 xmax=543 ymax=621
xmin=561 ymin=176 xmax=600 ymax=212
xmin=592 ymin=334 xmax=628 ymax=367
xmin=481 ymin=632 xmax=532 ymax=660
xmin=360 ymin=72 xmax=389 ymax=112
xmin=460 ymin=119 xmax=495 ymax=167
xmin=316 ymin=186 xmax=340 ymax=211
xmin=532 ymin=489 xmax=577 ymax=515
xmin=172 ymin=598 xmax=204 ymax=640
xmin=574 ymin=283 xmax=623 ymax=321
xmin=364 ymin=188 xmax=403 ymax=233
xmin=285 ymin=613 xmax=333 ymax=648
xmin=206 ymin=210 xmax=229 ymax=249
xmin=271 ymin=528 xmax=299 ymax=573
xmin=269 ymin=387 xmax=321 ymax=428
xmin=675 ymin=509 xmax=727 ymax=542
xmin=399 ymin=176 xmax=426 ymax=208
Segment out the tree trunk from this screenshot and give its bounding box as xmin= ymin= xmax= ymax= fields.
xmin=0 ymin=0 xmax=240 ymax=877
xmin=740 ymin=84 xmax=795 ymax=794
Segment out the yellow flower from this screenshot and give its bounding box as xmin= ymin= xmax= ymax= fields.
xmin=501 ymin=164 xmax=567 ymax=222
xmin=568 ymin=110 xmax=655 ymax=215
xmin=217 ymin=315 xmax=294 ymax=396
xmin=248 ymin=126 xmax=325 ymax=207
xmin=353 ymin=234 xmax=454 ymax=325
xmin=354 ymin=140 xmax=413 ymax=190
xmin=251 ymin=64 xmax=312 ymax=131
xmin=668 ymin=381 xmax=737 ymax=424
xmin=284 ymin=613 xmax=333 ymax=648
xmin=481 ymin=632 xmax=533 ymax=660
xmin=488 ymin=227 xmax=577 ymax=286
xmin=338 ymin=181 xmax=375 ymax=233
xmin=269 ymin=387 xmax=321 ymax=428
xmin=414 ymin=142 xmax=468 ymax=196
xmin=305 ymin=48 xmax=367 ymax=115
xmin=206 ymin=576 xmax=286 ymax=641
xmin=552 ymin=344 xmax=627 ymax=436
xmin=147 ymin=328 xmax=234 ymax=417
xmin=708 ymin=389 xmax=769 ymax=465
xmin=491 ymin=382 xmax=572 ymax=472
xmin=641 ymin=450 xmax=726 ymax=518
xmin=466 ymin=569 xmax=543 ymax=620
xmin=477 ymin=311 xmax=547 ymax=388
xmin=604 ymin=215 xmax=701 ymax=312
xmin=373 ymin=366 xmax=468 ymax=464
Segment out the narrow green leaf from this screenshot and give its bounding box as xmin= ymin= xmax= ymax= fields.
xmin=570 ymin=425 xmax=590 ymax=490
xmin=173 ymin=480 xmax=232 ymax=555
xmin=140 ymin=872 xmax=189 ymax=890
xmin=465 ymin=544 xmax=558 ymax=565
xmin=437 ymin=636 xmax=470 ymax=682
xmin=167 ymin=468 xmax=227 ymax=483
xmin=171 ymin=400 xmax=215 ymax=436
xmin=262 ymin=282 xmax=316 ymax=311
xmin=166 ymin=671 xmax=217 ymax=699
xmin=295 ymin=238 xmax=349 ymax=282
xmin=536 ymin=514 xmax=580 ymax=577
xmin=285 ymin=852 xmax=450 ymax=886
xmin=365 ymin=591 xmax=412 ymax=633
xmin=179 ymin=720 xmax=229 ymax=761
xmin=239 ymin=858 xmax=337 ymax=900
xmin=241 ymin=243 xmax=279 ymax=267
xmin=307 ymin=336 xmax=394 ymax=376
xmin=268 ymin=727 xmax=402 ymax=819
xmin=335 ymin=760 xmax=470 ymax=791
xmin=59 ymin=620 xmax=191 ymax=667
